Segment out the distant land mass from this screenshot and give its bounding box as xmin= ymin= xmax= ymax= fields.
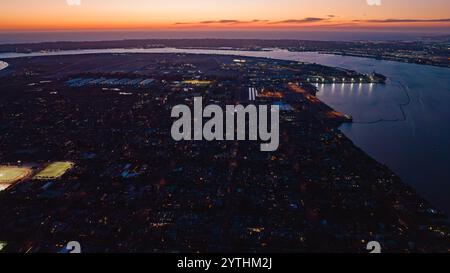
xmin=0 ymin=38 xmax=449 ymax=68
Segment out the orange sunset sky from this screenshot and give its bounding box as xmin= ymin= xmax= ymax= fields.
xmin=1 ymin=0 xmax=450 ymax=31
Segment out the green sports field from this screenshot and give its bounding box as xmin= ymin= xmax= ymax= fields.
xmin=34 ymin=162 xmax=74 ymax=180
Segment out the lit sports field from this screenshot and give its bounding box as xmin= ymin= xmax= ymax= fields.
xmin=34 ymin=162 xmax=74 ymax=180
xmin=0 ymin=166 xmax=33 ymax=190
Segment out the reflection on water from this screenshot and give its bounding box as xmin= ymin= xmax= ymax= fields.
xmin=316 ymin=81 xmax=406 ymax=123
xmin=0 ymin=48 xmax=450 ymax=214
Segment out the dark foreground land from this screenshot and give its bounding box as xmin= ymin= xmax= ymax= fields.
xmin=0 ymin=53 xmax=448 ymax=253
